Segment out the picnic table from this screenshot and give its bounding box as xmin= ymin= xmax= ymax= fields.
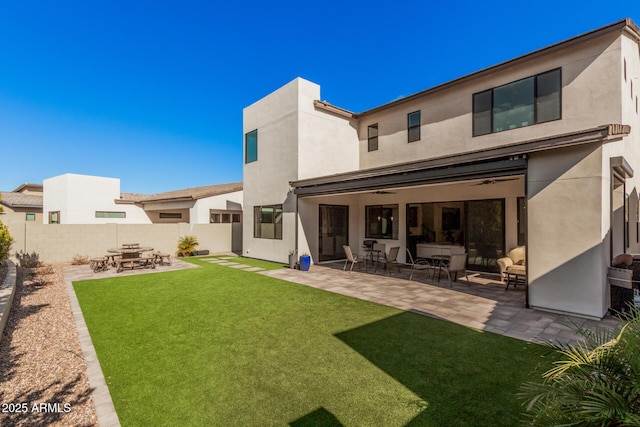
xmin=107 ymin=245 xmax=155 ymax=273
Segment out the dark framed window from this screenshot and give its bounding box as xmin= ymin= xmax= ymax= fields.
xmin=473 ymin=68 xmax=561 ymax=136
xmin=408 ymin=111 xmax=421 ymax=142
xmin=245 ymin=129 xmax=258 ymax=163
xmin=159 ymin=212 xmax=182 ymax=219
xmin=212 ymin=211 xmax=241 ymax=223
xmin=26 ymin=213 xmax=36 ymax=221
xmin=368 ymin=123 xmax=378 ymax=151
xmin=49 ymin=211 xmax=60 ymax=224
xmin=254 ymin=205 xmax=283 ymax=239
xmin=95 ymin=211 xmax=126 ymax=219
xmin=365 ymin=204 xmax=398 ymax=239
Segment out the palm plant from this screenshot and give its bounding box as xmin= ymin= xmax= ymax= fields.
xmin=176 ymin=235 xmax=199 ymax=257
xmin=519 ymin=305 xmax=640 ymax=426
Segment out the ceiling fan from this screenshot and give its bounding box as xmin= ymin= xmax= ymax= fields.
xmin=472 ymin=178 xmax=519 ymax=186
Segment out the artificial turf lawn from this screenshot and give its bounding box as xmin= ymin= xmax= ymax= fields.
xmin=73 ymin=258 xmax=555 ymax=426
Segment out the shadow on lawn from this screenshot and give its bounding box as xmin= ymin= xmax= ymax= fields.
xmin=333 ymin=311 xmax=537 ymax=426
xmin=289 ymin=406 xmax=344 ymax=426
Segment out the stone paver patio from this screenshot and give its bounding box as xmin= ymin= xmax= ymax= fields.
xmin=261 ymin=262 xmax=621 ymax=345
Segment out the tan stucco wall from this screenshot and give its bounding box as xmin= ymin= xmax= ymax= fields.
xmin=357 ymin=32 xmax=621 ymax=170
xmin=242 ymin=78 xmax=359 ymax=263
xmin=527 ymin=144 xmax=609 ymax=318
xmin=6 ymin=222 xmax=233 ymax=263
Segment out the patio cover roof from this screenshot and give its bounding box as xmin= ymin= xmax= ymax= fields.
xmin=291 ymin=124 xmax=630 ymax=197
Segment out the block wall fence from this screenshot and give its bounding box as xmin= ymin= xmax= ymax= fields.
xmin=4 ymin=221 xmax=233 ymax=263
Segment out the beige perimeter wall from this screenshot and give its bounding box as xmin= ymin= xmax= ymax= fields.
xmin=6 ymin=222 xmax=233 ymax=263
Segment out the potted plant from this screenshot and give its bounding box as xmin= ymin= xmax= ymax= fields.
xmin=288 ymin=250 xmax=297 ymax=269
xmin=299 ymin=252 xmax=311 ymax=271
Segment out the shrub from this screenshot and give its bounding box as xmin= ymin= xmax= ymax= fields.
xmin=0 ymin=220 xmax=12 ymax=262
xmin=519 ymin=305 xmax=640 ymax=425
xmin=72 ymin=254 xmax=90 ymax=265
xmin=176 ymin=235 xmax=199 ymax=257
xmin=15 ymin=250 xmax=42 ymax=268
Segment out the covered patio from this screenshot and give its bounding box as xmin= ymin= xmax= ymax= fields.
xmin=262 ymin=262 xmax=619 ymax=345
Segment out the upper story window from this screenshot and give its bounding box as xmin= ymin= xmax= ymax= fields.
xmin=367 ymin=124 xmax=378 ymax=151
xmin=473 ymin=68 xmax=561 ymax=136
xmin=408 ymin=111 xmax=421 ymax=142
xmin=26 ymin=213 xmax=36 ymax=221
xmin=245 ymin=129 xmax=258 ymax=163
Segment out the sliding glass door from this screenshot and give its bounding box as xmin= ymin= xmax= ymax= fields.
xmin=319 ymin=205 xmax=349 ymax=262
xmin=466 ymin=199 xmax=505 ymax=272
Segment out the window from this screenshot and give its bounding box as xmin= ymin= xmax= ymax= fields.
xmin=49 ymin=211 xmax=60 ymax=224
xmin=408 ymin=111 xmax=421 ymax=142
xmin=245 ymin=129 xmax=258 ymax=163
xmin=159 ymin=212 xmax=182 ymax=219
xmin=365 ymin=204 xmax=398 ymax=239
xmin=367 ymin=123 xmax=378 ymax=151
xmin=26 ymin=213 xmax=36 ymax=221
xmin=473 ymin=68 xmax=561 ymax=136
xmin=254 ymin=205 xmax=283 ymax=239
xmin=95 ymin=211 xmax=126 ymax=219
xmin=211 ymin=211 xmax=241 ymax=223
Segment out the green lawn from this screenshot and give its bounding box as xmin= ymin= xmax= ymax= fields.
xmin=73 ymin=258 xmax=554 ymax=426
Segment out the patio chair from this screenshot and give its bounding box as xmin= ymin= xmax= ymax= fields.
xmin=342 ymin=245 xmax=361 ymax=273
xmin=440 ymin=253 xmax=470 ymax=287
xmin=377 ymin=246 xmax=400 ymax=274
xmin=406 ymin=249 xmax=434 ymax=281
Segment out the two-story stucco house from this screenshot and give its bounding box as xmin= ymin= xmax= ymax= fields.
xmin=243 ymin=19 xmax=640 ymax=319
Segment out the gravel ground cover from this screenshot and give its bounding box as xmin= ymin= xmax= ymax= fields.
xmin=0 ymin=262 xmax=98 ymax=426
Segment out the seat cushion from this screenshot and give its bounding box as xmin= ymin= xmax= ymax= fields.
xmin=506 ymin=264 xmax=525 ymax=274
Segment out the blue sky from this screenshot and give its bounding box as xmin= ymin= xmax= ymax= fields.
xmin=1 ymin=0 xmax=638 ymax=194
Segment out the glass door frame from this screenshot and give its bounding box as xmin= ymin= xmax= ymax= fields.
xmin=318 ymin=204 xmax=350 ymax=262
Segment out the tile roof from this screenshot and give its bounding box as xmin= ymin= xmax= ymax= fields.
xmin=119 ymin=182 xmax=243 ymax=203
xmin=13 ymin=183 xmax=43 ymax=193
xmin=0 ymin=191 xmax=43 ymax=208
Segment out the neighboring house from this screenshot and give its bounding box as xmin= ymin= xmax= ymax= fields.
xmin=243 ymin=18 xmax=640 ymax=319
xmin=0 ymin=183 xmax=44 ymax=224
xmin=43 ymin=173 xmax=243 ymax=225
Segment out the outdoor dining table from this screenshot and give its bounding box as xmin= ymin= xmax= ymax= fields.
xmin=107 ymin=246 xmax=155 ymax=272
xmin=362 ymin=248 xmax=381 ymax=270
xmin=424 ymin=254 xmax=449 ymax=282
xmin=107 ymin=246 xmax=154 ymax=258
